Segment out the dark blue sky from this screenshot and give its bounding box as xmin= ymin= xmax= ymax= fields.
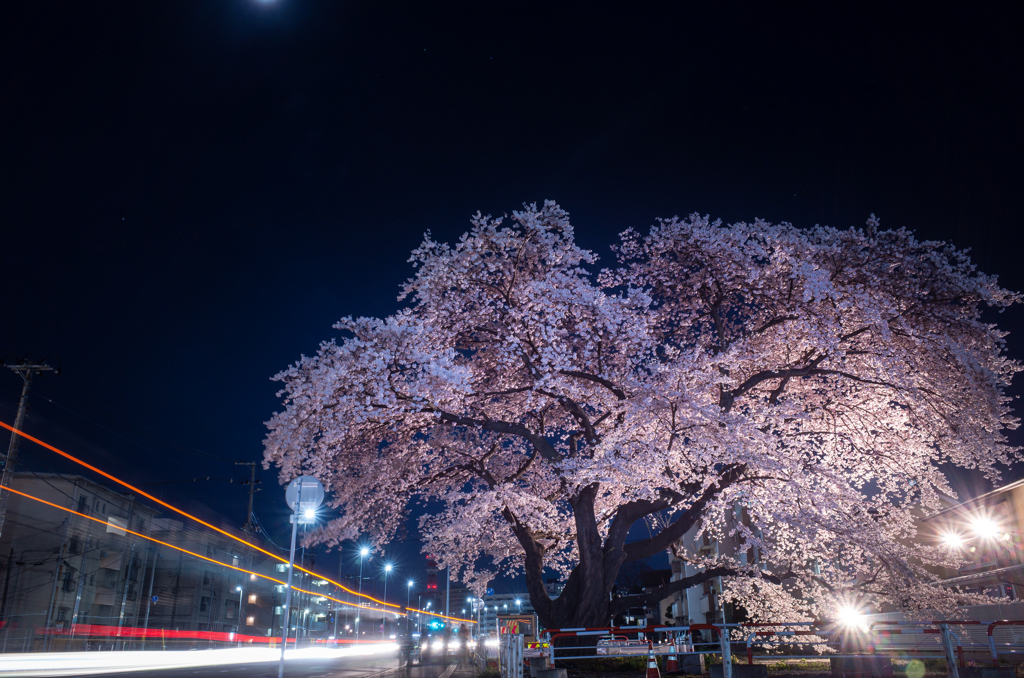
xmin=3 ymin=2 xmax=1023 ymax=592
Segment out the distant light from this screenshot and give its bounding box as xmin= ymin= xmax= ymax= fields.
xmin=385 ymin=563 xmax=393 ymax=573
xmin=408 ymin=580 xmax=414 ymax=587
xmin=236 ymin=586 xmax=243 ymax=592
xmin=515 ymin=599 xmax=521 ymax=605
xmin=360 ymin=547 xmax=370 ymax=557
xmin=304 ymin=508 xmax=316 ymax=519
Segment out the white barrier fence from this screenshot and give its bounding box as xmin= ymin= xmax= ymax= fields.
xmin=499 ymin=634 xmax=524 ymax=678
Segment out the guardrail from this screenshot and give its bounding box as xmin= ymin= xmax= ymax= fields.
xmin=499 ymin=619 xmax=1024 ymax=678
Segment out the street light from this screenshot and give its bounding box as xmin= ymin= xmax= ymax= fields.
xmin=382 ymin=563 xmax=393 ymax=639
xmin=407 ymin=580 xmax=414 ymax=637
xmin=236 ymin=586 xmax=244 ymax=647
xmin=280 ymin=475 xmax=324 ymax=678
xmin=356 ymin=546 xmax=370 ymax=639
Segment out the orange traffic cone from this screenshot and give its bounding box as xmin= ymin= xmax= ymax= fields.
xmin=665 ymin=641 xmax=678 ymax=673
xmin=647 ymin=642 xmax=662 ymax=678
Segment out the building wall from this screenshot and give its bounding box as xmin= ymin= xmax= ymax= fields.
xmin=0 ymin=474 xmax=160 ymax=650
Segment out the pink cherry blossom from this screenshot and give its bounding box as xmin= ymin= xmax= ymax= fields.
xmin=265 ymin=202 xmax=1020 ymax=627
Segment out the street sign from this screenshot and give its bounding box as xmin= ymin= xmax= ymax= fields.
xmin=285 ymin=475 xmax=325 ymax=511
xmin=152 ymin=595 xmax=158 ymax=603
xmin=486 ymin=588 xmax=494 ymax=596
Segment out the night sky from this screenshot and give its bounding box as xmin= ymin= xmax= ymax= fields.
xmin=3 ymin=2 xmax=1024 ymax=591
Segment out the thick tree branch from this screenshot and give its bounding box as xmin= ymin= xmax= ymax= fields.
xmin=558 ymin=370 xmax=627 ymax=400
xmin=427 ymin=408 xmax=561 ymax=462
xmin=623 ymin=465 xmax=747 ymax=562
xmin=609 ymin=567 xmax=793 ymax=615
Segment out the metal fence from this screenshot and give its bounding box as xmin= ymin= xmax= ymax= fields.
xmin=508 ymin=620 xmax=1024 ymax=678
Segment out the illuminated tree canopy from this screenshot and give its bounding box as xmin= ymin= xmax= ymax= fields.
xmin=265 ymin=201 xmax=1020 ymax=627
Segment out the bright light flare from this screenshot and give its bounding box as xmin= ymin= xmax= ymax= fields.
xmin=971 ymin=516 xmax=1001 ymax=539
xmin=836 ymin=605 xmax=869 ymax=632
xmin=304 ymin=508 xmax=316 ymax=519
xmin=432 ymin=640 xmax=445 ymax=651
xmin=941 ymin=532 xmax=965 ymax=548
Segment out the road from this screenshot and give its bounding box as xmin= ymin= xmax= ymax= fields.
xmin=0 ymin=646 xmax=473 ymax=678
xmin=86 ymin=653 xmax=405 ymax=678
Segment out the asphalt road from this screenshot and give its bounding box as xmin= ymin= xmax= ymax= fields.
xmin=54 ymin=656 xmax=466 ymax=678
xmin=54 ymin=654 xmax=406 ymax=678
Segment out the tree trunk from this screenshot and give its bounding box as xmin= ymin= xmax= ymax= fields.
xmin=526 ymin=484 xmax=613 ymax=630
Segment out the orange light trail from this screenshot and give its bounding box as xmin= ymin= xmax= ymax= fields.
xmin=0 ymin=421 xmax=414 ymax=613
xmin=2 ymin=483 xmax=470 ymax=623
xmin=0 ymin=433 xmax=475 ymax=626
xmin=0 ymin=484 xmax=382 ymax=615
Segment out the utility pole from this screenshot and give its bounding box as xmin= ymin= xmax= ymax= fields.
xmin=0 ymin=358 xmax=58 ymax=541
xmin=235 ymin=461 xmax=259 ymax=633
xmin=235 ymin=462 xmax=260 ymax=536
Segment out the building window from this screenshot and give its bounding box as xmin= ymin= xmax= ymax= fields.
xmin=276 ymin=564 xmax=288 ymax=573
xmin=248 ymin=594 xmax=257 ymax=604
xmin=56 ymin=608 xmax=68 ymax=622
xmin=197 ymin=623 xmax=208 ymax=631
xmin=69 ymin=537 xmax=80 ymax=554
xmin=274 ymin=606 xmax=283 ymax=616
xmin=136 ymin=518 xmax=145 ymax=532
xmin=203 ymin=571 xmax=214 ymax=587
xmin=226 ymin=601 xmax=239 ymax=620
xmin=200 ymin=596 xmax=211 ymax=612
xmin=77 ymin=496 xmax=88 ymax=514
xmin=62 ymin=570 xmax=75 ymax=592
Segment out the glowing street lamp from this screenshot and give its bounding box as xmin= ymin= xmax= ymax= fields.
xmin=356 ymin=546 xmax=370 ymax=639
xmin=382 ymin=563 xmax=393 ymax=639
xmin=403 ymin=577 xmax=411 ymax=630
xmin=971 ymin=517 xmax=1001 ymax=540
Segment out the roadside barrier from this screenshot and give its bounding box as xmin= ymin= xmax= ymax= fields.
xmin=521 ymin=618 xmax=1024 ymax=678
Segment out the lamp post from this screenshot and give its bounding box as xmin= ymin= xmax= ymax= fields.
xmin=382 ymin=563 xmax=393 ymax=640
xmin=235 ymin=586 xmax=244 ymax=646
xmin=406 ymin=580 xmax=414 ymax=638
xmin=356 ymin=547 xmax=369 ymax=639
xmin=279 ymin=475 xmax=324 ymax=678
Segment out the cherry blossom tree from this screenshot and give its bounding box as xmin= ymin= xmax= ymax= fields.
xmin=264 ymin=201 xmax=1020 ymax=628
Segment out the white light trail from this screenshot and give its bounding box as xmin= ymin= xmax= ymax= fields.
xmin=0 ymin=643 xmax=398 ymax=677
